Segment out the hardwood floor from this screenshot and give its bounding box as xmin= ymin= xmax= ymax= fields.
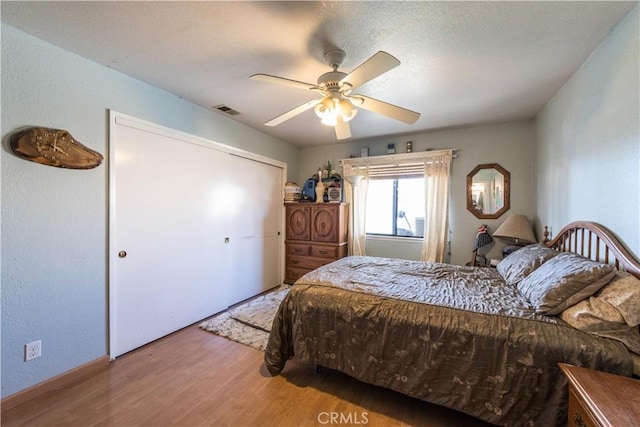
xmin=2 ymin=325 xmax=491 ymax=426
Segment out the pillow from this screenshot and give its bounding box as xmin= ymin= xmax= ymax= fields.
xmin=561 ymin=272 xmax=640 ymax=352
xmin=496 ymin=244 xmax=560 ymax=286
xmin=561 ymin=308 xmax=640 ymax=353
xmin=517 ymin=252 xmax=616 ymax=315
xmin=590 ymin=271 xmax=640 ymax=327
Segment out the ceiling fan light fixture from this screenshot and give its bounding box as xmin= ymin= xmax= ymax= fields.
xmin=315 ymin=97 xmax=358 ymax=127
xmin=314 ymin=97 xmax=333 ymax=118
xmin=337 ymin=98 xmax=358 ymax=122
xmin=315 ymin=97 xmax=338 ymax=126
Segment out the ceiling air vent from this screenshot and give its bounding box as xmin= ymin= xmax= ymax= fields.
xmin=213 ymin=104 xmax=240 ymax=116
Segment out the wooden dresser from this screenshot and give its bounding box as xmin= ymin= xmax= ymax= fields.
xmin=284 ymin=202 xmax=348 ymax=284
xmin=559 ymin=363 xmax=640 ymax=427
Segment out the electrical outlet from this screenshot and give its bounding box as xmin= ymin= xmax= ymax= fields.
xmin=25 ymin=340 xmax=41 ymax=361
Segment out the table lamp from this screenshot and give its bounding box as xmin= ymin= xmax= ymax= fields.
xmin=493 ymin=214 xmax=537 ymax=257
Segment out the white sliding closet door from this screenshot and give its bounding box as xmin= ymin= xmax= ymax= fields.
xmin=226 ymin=154 xmax=283 ymax=303
xmin=110 ymin=115 xmax=231 ymax=358
xmin=110 ymin=113 xmax=285 ymax=359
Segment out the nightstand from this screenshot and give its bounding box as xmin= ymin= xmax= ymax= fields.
xmin=559 ymin=363 xmax=640 ymax=426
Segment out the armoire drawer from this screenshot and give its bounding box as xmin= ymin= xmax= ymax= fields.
xmin=286 ymin=243 xmax=311 ymax=256
xmin=285 ymin=266 xmax=311 ymax=284
xmin=310 ymin=245 xmax=339 ymax=259
xmin=286 ymin=255 xmax=328 ymax=270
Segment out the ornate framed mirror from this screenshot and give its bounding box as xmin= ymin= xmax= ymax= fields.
xmin=466 ymin=163 xmax=510 ymax=219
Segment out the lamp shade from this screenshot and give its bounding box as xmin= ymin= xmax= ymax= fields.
xmin=314 ymin=97 xmax=335 ymax=124
xmin=337 ymin=98 xmax=358 ymax=122
xmin=493 ymin=214 xmax=536 ymax=244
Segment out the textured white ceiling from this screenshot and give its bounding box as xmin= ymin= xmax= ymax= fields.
xmin=1 ymin=1 xmax=636 ymax=148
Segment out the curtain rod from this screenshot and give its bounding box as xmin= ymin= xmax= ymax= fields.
xmin=340 ymin=149 xmax=458 ymax=167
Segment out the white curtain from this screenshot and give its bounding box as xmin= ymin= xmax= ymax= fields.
xmin=421 ymin=153 xmax=452 ymax=262
xmin=341 ymin=149 xmax=453 ymax=260
xmin=343 ymin=166 xmax=368 ymax=256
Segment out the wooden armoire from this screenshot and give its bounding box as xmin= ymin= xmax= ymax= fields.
xmin=284 ymin=202 xmax=348 ymax=284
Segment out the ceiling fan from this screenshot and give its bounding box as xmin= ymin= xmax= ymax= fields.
xmin=250 ymin=49 xmax=420 ymax=140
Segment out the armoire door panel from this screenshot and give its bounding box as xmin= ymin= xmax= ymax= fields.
xmin=310 ymin=205 xmax=338 ymax=242
xmin=286 ymin=205 xmax=311 ymax=241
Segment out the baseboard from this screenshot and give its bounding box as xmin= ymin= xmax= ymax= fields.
xmin=1 ymin=355 xmax=110 ymax=412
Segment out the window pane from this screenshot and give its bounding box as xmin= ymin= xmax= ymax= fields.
xmin=365 ymin=179 xmax=394 ymax=234
xmin=365 ymin=177 xmax=425 ymax=237
xmin=397 ymin=178 xmax=424 ymax=237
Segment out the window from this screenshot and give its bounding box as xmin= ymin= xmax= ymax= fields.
xmin=365 ymin=177 xmax=425 ymax=237
xmin=342 ymin=149 xmax=453 ymax=261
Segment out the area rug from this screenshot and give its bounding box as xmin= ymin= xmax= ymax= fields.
xmin=199 ymin=285 xmax=290 ymax=351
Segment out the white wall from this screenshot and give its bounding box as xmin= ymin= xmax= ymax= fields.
xmin=534 ymin=5 xmax=639 ymax=256
xmin=0 ymin=24 xmax=299 ymax=398
xmin=299 ymin=120 xmax=535 ymax=266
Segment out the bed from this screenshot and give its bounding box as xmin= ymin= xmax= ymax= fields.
xmin=265 ymin=221 xmax=640 ymax=426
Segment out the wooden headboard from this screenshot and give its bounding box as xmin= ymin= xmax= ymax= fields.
xmin=544 ymin=221 xmax=640 ymax=279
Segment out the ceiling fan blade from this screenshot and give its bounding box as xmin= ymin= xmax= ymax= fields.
xmin=350 ymin=94 xmax=420 ymax=124
xmin=265 ymin=99 xmax=321 ymax=127
xmin=339 ymin=51 xmax=400 ymax=90
xmin=334 ymin=116 xmax=351 ymax=140
xmin=250 ymin=73 xmax=318 ymax=91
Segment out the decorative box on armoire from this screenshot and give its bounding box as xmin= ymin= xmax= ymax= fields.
xmin=284 ymin=202 xmax=348 ymax=284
